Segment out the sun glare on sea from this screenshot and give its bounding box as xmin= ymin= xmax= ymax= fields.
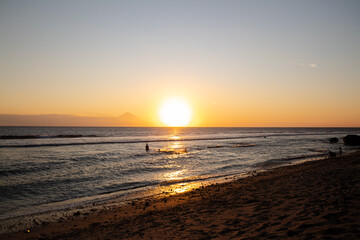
xmin=159 ymin=97 xmax=192 ymax=127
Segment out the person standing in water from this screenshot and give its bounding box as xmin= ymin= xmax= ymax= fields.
xmin=145 ymin=143 xmax=150 ymax=151
xmin=339 ymin=147 xmax=342 ymax=157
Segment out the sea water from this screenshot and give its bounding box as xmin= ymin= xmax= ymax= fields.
xmin=0 ymin=127 xmax=359 ymax=222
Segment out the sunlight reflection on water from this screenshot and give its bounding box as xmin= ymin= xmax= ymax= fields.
xmin=163 ymin=169 xmax=186 ymax=181
xmin=157 ymin=141 xmax=189 ymax=158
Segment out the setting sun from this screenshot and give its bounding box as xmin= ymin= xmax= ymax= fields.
xmin=159 ymin=97 xmax=192 ymax=127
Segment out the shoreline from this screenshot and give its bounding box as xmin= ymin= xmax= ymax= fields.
xmin=0 ymin=165 xmax=252 ymax=234
xmin=2 ymin=151 xmax=360 ymax=239
xmin=0 ymin=152 xmax=327 ymax=235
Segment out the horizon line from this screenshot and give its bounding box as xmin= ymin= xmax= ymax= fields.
xmin=0 ymin=125 xmax=359 ymax=128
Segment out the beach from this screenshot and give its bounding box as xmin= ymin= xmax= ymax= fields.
xmin=1 ymin=151 xmax=360 ymax=239
xmin=2 ymin=0 xmax=360 ymax=238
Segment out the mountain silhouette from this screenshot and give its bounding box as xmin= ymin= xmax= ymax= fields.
xmin=117 ymin=112 xmax=147 ymax=126
xmin=0 ymin=113 xmax=149 ymax=127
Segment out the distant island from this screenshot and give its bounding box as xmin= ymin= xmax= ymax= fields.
xmin=0 ymin=112 xmax=149 ymax=127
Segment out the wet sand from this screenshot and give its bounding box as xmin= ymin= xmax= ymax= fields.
xmin=2 ymin=151 xmax=360 ymax=239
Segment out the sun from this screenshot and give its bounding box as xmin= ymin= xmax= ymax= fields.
xmin=159 ymin=97 xmax=192 ymax=127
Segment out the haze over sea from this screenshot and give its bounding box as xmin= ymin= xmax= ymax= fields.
xmin=1 ymin=127 xmax=360 ymax=223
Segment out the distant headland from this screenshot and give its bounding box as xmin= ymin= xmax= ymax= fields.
xmin=0 ymin=112 xmax=149 ymax=127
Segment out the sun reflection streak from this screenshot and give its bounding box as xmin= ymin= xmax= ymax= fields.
xmin=170 ymin=136 xmax=181 ymax=140
xmin=169 ymin=141 xmax=181 ymax=149
xmin=159 ymin=169 xmax=201 ymax=194
xmin=157 ymin=141 xmax=188 ymax=158
xmin=172 ymin=184 xmax=193 ymax=194
xmin=163 ymin=169 xmax=186 ymax=181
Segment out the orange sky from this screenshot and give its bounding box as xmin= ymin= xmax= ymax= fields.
xmin=1 ymin=1 xmax=360 ymax=127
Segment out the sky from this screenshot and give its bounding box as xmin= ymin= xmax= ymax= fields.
xmin=0 ymin=0 xmax=360 ymax=127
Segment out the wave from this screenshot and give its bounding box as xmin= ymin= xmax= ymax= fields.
xmin=158 ymin=172 xmax=243 ymax=186
xmin=100 ymin=180 xmax=159 ymax=195
xmin=0 ymin=131 xmax=348 ymax=148
xmin=0 ymin=137 xmax=245 ymax=148
xmin=0 ymin=161 xmax=66 ymax=177
xmin=308 ymin=148 xmax=328 ymax=153
xmin=0 ymin=134 xmax=290 ymax=148
xmin=255 ymin=153 xmax=327 ymax=168
xmin=214 ymin=163 xmax=250 ymax=172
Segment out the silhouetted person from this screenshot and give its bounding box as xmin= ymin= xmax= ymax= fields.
xmin=145 ymin=143 xmax=149 ymax=151
xmin=339 ymin=147 xmax=342 ymax=157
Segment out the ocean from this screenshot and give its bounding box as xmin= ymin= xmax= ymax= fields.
xmin=1 ymin=127 xmax=359 ymax=227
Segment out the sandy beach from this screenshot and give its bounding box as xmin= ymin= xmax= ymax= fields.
xmin=2 ymin=151 xmax=360 ymax=240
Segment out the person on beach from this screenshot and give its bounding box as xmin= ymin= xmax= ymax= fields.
xmin=145 ymin=143 xmax=150 ymax=151
xmin=339 ymin=147 xmax=342 ymax=157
